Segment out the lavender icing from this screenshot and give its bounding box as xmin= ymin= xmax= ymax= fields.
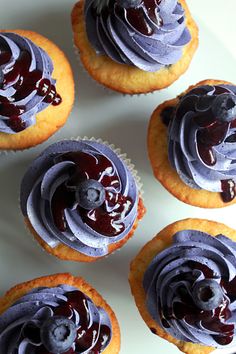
xmin=143 ymin=230 xmax=236 ymax=348
xmin=20 ymin=140 xmax=139 ymax=258
xmin=0 ymin=284 xmax=112 ymax=353
xmin=84 ymin=0 xmax=191 ymax=72
xmin=168 ymin=84 xmax=236 ymax=193
xmin=0 ymin=32 xmax=57 ymax=134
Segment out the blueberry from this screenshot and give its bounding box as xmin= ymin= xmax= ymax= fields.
xmin=117 ymin=0 xmax=142 ymax=8
xmin=76 ymin=179 xmax=105 ymax=210
xmin=192 ymin=279 xmax=224 ymax=311
xmin=212 ymin=93 xmax=236 ymax=122
xmin=40 ymin=316 xmax=76 ymax=353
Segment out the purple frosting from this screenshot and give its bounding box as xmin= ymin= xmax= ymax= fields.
xmin=143 ymin=230 xmax=236 ymax=348
xmin=0 ymin=32 xmax=57 ymax=134
xmin=0 ymin=284 xmax=112 ymax=353
xmin=168 ymin=84 xmax=236 ymax=193
xmin=84 ymin=0 xmax=191 ymax=72
xmin=20 ymin=140 xmax=139 ymax=258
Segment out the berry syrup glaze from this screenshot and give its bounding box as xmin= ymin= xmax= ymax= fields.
xmin=85 ymin=0 xmax=191 ymax=71
xmin=162 ymin=84 xmax=236 ymax=203
xmin=20 ymin=140 xmax=141 ymax=258
xmin=0 ymin=33 xmax=61 ymax=134
xmin=143 ymin=230 xmax=236 ymax=348
xmin=0 ymin=285 xmax=112 ymax=353
xmin=52 ymin=151 xmax=133 ymax=237
xmin=114 ymin=0 xmax=163 ymax=37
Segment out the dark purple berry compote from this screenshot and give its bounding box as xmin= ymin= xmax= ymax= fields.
xmin=166 ymin=84 xmax=236 ymax=202
xmin=143 ymin=229 xmax=236 ymax=348
xmin=0 ymin=284 xmax=112 ymax=353
xmin=20 ymin=139 xmax=139 ymax=258
xmin=0 ymin=33 xmax=61 ymax=134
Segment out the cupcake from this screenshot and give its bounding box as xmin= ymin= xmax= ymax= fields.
xmin=130 ymin=218 xmax=236 ymax=354
xmin=20 ymin=138 xmax=146 ymax=262
xmin=0 ymin=30 xmax=74 ymax=150
xmin=0 ymin=273 xmax=120 ymax=353
xmin=71 ymin=0 xmax=198 ymax=94
xmin=148 ymin=79 xmax=236 ymax=208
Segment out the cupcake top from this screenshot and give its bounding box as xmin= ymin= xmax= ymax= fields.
xmin=85 ymin=0 xmax=191 ymax=72
xmin=143 ymin=229 xmax=236 ymax=348
xmin=20 ymin=139 xmax=139 ymax=258
xmin=0 ymin=284 xmax=112 ymax=353
xmin=0 ymin=32 xmax=61 ymax=134
xmin=167 ymin=84 xmax=236 ymax=203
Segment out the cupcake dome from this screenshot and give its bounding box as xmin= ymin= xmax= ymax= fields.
xmin=168 ymin=84 xmax=236 ymax=202
xmin=129 ymin=218 xmax=236 ymax=354
xmin=144 ymin=230 xmax=236 ymax=348
xmin=0 ymin=33 xmax=61 ymax=134
xmin=0 ymin=273 xmax=120 ymax=353
xmin=0 ymin=30 xmax=74 ymax=150
xmin=72 ymin=0 xmax=198 ymax=94
xmin=20 ymin=139 xmax=145 ymax=262
xmin=148 ymin=79 xmax=236 ymax=208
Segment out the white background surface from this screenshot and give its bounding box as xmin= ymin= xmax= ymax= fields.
xmin=0 ymin=1 xmax=236 ymax=353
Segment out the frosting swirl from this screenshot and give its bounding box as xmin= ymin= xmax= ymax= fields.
xmin=0 ymin=284 xmax=112 ymax=353
xmin=85 ymin=0 xmax=191 ymax=72
xmin=143 ymin=230 xmax=236 ymax=348
xmin=0 ymin=32 xmax=61 ymax=134
xmin=168 ymin=84 xmax=236 ymax=202
xmin=20 ymin=140 xmax=139 ymax=257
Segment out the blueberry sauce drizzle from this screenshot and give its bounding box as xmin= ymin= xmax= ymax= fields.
xmin=51 ymin=152 xmax=133 ymax=237
xmin=0 ymin=47 xmax=62 ymax=133
xmin=34 ymin=291 xmax=111 ymax=354
xmin=221 ymin=180 xmax=236 ymax=203
xmin=160 ymin=261 xmax=235 ymax=346
xmin=124 ymin=0 xmax=163 ymax=36
xmin=95 ymin=0 xmax=163 ymax=36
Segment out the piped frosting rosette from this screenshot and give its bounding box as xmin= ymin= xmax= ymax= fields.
xmin=0 ymin=32 xmax=61 ymax=134
xmin=85 ymin=0 xmax=191 ymax=72
xmin=168 ymin=84 xmax=236 ymax=202
xmin=143 ymin=229 xmax=236 ymax=348
xmin=20 ymin=139 xmax=140 ymax=258
xmin=0 ymin=284 xmax=112 ymax=353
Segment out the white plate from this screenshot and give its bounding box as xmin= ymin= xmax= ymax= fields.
xmin=0 ymin=0 xmax=236 ymax=353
